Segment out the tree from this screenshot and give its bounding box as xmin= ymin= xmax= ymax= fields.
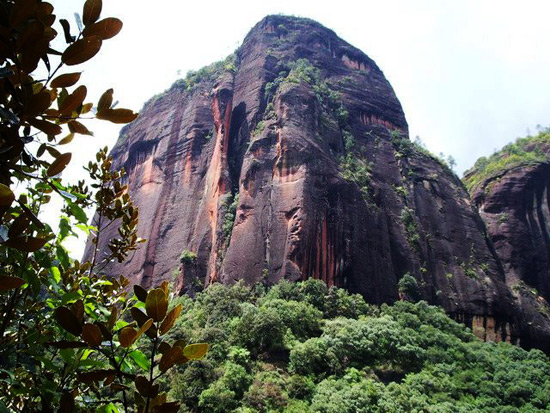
xmin=0 ymin=1 xmax=206 ymax=411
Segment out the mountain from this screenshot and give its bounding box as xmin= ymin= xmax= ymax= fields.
xmin=85 ymin=16 xmax=550 ymax=351
xmin=464 ymin=130 xmax=550 ymax=349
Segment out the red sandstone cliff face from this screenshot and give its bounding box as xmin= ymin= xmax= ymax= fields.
xmin=84 ymin=16 xmax=550 ymax=351
xmin=466 ymin=135 xmax=550 ymax=349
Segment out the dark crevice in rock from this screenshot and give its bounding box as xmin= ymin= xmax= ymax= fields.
xmin=227 ymin=102 xmax=248 ymax=193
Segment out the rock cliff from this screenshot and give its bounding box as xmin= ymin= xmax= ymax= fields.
xmin=465 ymin=130 xmax=550 ymax=349
xmin=85 ymin=16 xmax=550 ymax=351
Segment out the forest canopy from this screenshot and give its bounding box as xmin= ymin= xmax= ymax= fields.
xmin=162 ymin=279 xmax=550 ymax=412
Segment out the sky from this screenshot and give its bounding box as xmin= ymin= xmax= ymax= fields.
xmin=48 ymin=0 xmax=550 ymax=253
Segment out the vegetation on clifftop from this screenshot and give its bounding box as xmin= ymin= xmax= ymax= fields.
xmin=463 ymin=128 xmax=550 ymax=193
xmin=163 ymin=279 xmax=550 ymax=412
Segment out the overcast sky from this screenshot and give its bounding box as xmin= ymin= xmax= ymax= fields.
xmin=50 ymin=0 xmax=550 ymax=253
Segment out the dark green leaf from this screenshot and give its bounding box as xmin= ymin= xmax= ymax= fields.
xmin=69 ymin=203 xmax=87 ymax=224
xmin=134 ymin=284 xmax=148 ymax=302
xmin=54 ymin=306 xmax=82 ymax=336
xmin=0 ymin=276 xmax=26 ymax=291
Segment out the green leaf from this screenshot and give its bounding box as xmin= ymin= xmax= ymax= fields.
xmin=50 ymin=266 xmax=61 ymax=283
xmin=62 ymin=290 xmax=82 ymax=304
xmin=69 ymin=203 xmax=87 ymax=224
xmin=75 ymin=223 xmax=93 ymax=235
xmin=50 ymin=179 xmax=67 ymax=191
xmin=183 ymin=343 xmax=209 ymax=360
xmin=58 ymin=216 xmax=72 ymax=240
xmin=98 ymin=403 xmax=120 ymax=413
xmin=59 ymin=348 xmax=75 ymax=364
xmin=24 ymin=269 xmax=41 ymax=296
xmin=128 ymin=350 xmax=150 ymax=370
xmin=56 ymin=245 xmax=71 ymax=269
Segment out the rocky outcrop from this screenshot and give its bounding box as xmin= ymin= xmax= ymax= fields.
xmin=85 ymin=16 xmax=550 ymax=351
xmin=465 ymin=131 xmax=550 ymax=349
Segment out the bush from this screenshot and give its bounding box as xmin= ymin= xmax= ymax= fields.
xmin=398 ymin=273 xmax=421 ymax=302
xmin=180 ymin=249 xmax=198 ymax=264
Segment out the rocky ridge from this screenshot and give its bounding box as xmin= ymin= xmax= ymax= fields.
xmin=85 ymin=16 xmax=550 ymax=351
xmin=465 ymin=130 xmax=550 ymax=348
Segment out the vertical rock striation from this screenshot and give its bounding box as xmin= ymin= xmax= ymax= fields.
xmin=465 ymin=131 xmax=550 ymax=349
xmin=84 ymin=16 xmax=550 ymax=351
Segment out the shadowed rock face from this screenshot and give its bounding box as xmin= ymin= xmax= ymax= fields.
xmin=466 ymin=134 xmax=550 ymax=349
xmin=85 ymin=16 xmax=550 ymax=351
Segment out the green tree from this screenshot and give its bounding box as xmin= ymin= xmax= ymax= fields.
xmin=0 ymin=1 xmax=207 ymax=411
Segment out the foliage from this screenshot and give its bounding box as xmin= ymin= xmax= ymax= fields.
xmin=165 ymin=280 xmax=550 ymax=412
xmin=339 ymin=151 xmax=372 ymax=202
xmin=463 ymin=129 xmax=550 ymax=193
xmin=397 ymin=273 xmax=421 ymax=302
xmin=222 ymin=192 xmax=239 ymax=242
xmin=391 ymin=132 xmax=454 ymax=174
xmin=0 ymin=1 xmax=205 ymax=411
xmin=0 ymin=146 xmax=207 ymax=411
xmin=263 ymin=58 xmax=348 ymax=128
xmin=143 ymin=54 xmax=237 ymax=109
xmin=180 ymin=249 xmax=197 ymax=264
xmin=179 ymin=54 xmax=236 ymax=91
xmin=400 ymin=206 xmax=420 ymax=248
xmin=0 ymin=0 xmax=138 ymax=194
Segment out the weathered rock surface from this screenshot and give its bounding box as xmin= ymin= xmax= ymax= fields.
xmin=85 ymin=16 xmax=550 ymax=351
xmin=465 ymin=132 xmax=550 ymax=349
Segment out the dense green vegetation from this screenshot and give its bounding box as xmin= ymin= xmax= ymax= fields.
xmin=463 ymin=129 xmax=550 ymax=193
xmin=161 ymin=279 xmax=550 ymax=412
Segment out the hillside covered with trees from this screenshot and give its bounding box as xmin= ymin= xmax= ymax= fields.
xmin=163 ymin=280 xmax=550 ymax=412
